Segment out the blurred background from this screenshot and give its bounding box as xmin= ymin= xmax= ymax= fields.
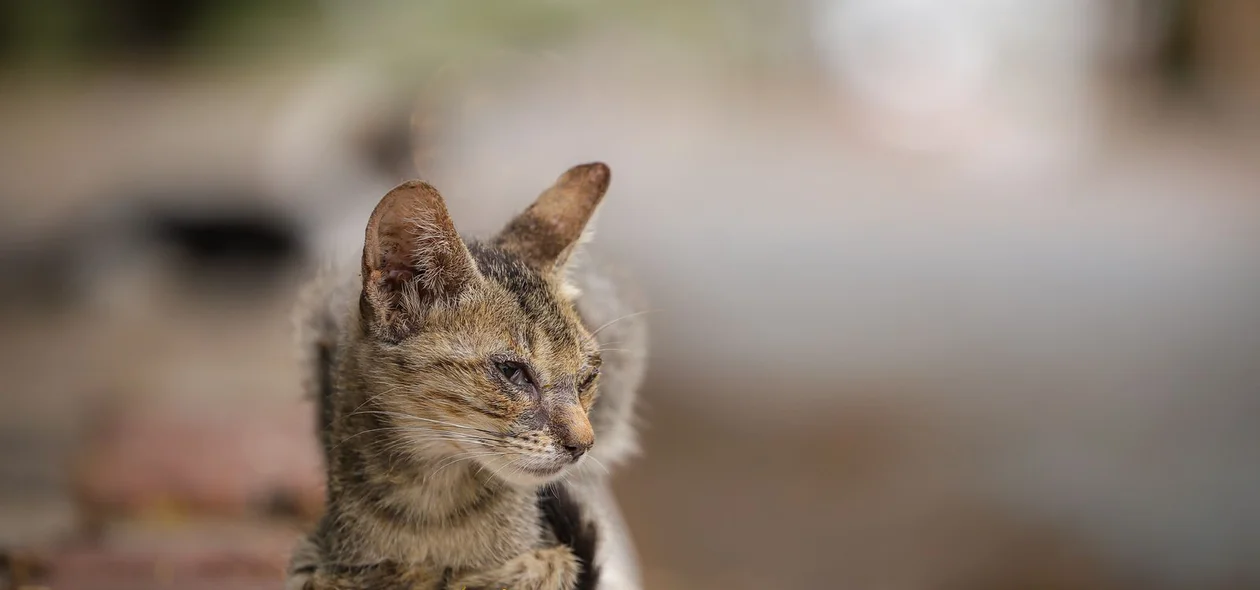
xmin=2 ymin=1 xmax=1260 ymax=588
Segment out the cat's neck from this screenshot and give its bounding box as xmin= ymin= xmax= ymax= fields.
xmin=322 ymin=406 xmax=540 ymax=566
xmin=316 ymin=335 xmax=543 ymax=567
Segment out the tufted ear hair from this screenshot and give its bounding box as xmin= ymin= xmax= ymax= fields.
xmin=360 ymin=180 xmax=481 ymax=341
xmin=493 ymin=162 xmax=610 ymax=277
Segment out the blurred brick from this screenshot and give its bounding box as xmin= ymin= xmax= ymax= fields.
xmin=48 ymin=550 xmax=283 ymax=590
xmin=43 ymin=546 xmax=286 ymax=590
xmin=9 ymin=521 xmax=300 ymax=590
xmin=75 ymin=402 xmax=323 ymax=521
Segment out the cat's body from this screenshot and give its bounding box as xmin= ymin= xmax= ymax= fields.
xmin=288 ymin=164 xmax=645 ymax=590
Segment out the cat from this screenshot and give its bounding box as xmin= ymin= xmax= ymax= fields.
xmin=287 ymin=162 xmax=647 ymax=590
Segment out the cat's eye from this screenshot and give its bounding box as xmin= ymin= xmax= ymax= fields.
xmin=578 ymin=368 xmax=600 ymax=391
xmin=496 ymin=361 xmax=532 ymax=387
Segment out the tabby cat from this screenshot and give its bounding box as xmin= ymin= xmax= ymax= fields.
xmin=287 ymin=162 xmax=646 ymax=590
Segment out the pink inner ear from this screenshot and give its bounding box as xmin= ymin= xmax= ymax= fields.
xmin=363 ymin=180 xmax=481 ymax=316
xmin=378 ymin=244 xmax=417 ymax=292
xmin=384 ymin=268 xmax=414 ymax=283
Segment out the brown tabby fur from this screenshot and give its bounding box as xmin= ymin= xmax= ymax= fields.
xmin=288 ymin=163 xmax=639 ymax=590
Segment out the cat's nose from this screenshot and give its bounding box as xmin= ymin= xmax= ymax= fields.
xmin=551 ymin=403 xmax=594 ymax=461
xmin=562 ymin=440 xmax=592 ymax=460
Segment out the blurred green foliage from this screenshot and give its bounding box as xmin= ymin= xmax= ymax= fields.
xmin=0 ymin=0 xmax=791 ymax=75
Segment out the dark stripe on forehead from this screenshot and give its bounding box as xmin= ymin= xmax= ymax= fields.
xmin=466 ymin=240 xmax=579 ymax=350
xmin=422 ymin=358 xmax=485 ymax=374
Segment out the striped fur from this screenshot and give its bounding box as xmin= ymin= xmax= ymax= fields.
xmin=288 ymin=163 xmax=645 ymax=590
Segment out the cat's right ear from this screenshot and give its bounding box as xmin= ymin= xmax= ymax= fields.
xmin=360 ymin=180 xmax=481 ymax=342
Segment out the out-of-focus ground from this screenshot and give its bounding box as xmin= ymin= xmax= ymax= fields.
xmin=3 ymin=1 xmax=1260 ymax=589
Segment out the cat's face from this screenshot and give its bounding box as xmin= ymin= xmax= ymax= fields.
xmin=358 ymin=163 xmax=609 ymax=486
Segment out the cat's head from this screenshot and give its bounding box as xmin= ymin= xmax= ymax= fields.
xmin=356 ymin=163 xmax=609 ymax=486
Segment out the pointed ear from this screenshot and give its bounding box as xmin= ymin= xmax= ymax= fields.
xmin=360 ymin=180 xmax=480 ymax=341
xmin=494 ymin=162 xmax=610 ymax=275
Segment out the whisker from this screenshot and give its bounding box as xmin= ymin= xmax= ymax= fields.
xmin=503 ymin=458 xmax=532 ymax=486
xmin=586 ymin=310 xmax=653 ymax=341
xmin=427 ymin=451 xmax=510 ymax=482
xmin=332 ymin=424 xmax=498 ymax=454
xmin=377 ymin=437 xmax=418 ymax=461
xmin=586 ymin=455 xmax=611 ymax=476
xmin=333 ymin=425 xmax=494 ymax=451
xmin=340 ymin=384 xmax=412 ymax=426
xmin=394 ymin=427 xmax=499 ymax=443
xmin=374 ymin=431 xmax=427 ymax=457
xmin=430 ymin=450 xmax=490 ymax=472
xmin=330 ymin=425 xmax=411 ymax=452
xmin=347 ymin=410 xmax=502 ymax=436
xmin=374 ymin=432 xmax=493 ymax=464
xmin=487 ymin=455 xmax=520 ymax=482
xmin=378 ymin=432 xmax=496 ymax=459
xmin=393 ymin=435 xmax=495 ymax=451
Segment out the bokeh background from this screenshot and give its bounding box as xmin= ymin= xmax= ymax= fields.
xmin=3 ymin=1 xmax=1260 ymax=589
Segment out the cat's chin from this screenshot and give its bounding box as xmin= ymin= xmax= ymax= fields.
xmin=477 ymin=458 xmax=572 ymax=487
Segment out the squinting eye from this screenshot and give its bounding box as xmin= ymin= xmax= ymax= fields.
xmin=578 ymin=368 xmax=600 ymax=391
xmin=497 ymin=361 xmax=532 ymax=387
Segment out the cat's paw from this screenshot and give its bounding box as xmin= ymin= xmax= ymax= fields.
xmin=523 ymin=546 xmax=582 ymax=590
xmin=450 ymin=546 xmax=580 ymax=590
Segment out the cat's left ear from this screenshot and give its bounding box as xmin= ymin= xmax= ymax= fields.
xmin=494 ymin=162 xmax=609 ymax=277
xmin=361 ymin=180 xmax=482 ymax=342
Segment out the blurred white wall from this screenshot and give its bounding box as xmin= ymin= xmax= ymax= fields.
xmin=331 ymin=38 xmax=1260 ymax=585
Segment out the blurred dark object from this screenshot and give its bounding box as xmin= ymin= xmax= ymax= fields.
xmin=0 ymin=233 xmax=91 ymax=309
xmin=0 ymin=0 xmax=317 ymax=65
xmin=0 ymin=188 xmax=307 ymax=309
xmin=1150 ymin=0 xmax=1260 ymax=115
xmin=84 ymin=0 xmax=215 ymax=57
xmin=0 ymin=549 xmax=52 ymax=590
xmin=1158 ymin=0 xmax=1198 ymax=87
xmin=0 ymin=0 xmax=212 ymax=63
xmin=137 ymin=199 xmax=305 ymax=280
xmin=358 ymin=100 xmax=422 ymax=182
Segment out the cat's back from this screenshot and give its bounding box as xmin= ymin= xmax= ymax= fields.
xmin=292 ymin=258 xmax=360 ymax=449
